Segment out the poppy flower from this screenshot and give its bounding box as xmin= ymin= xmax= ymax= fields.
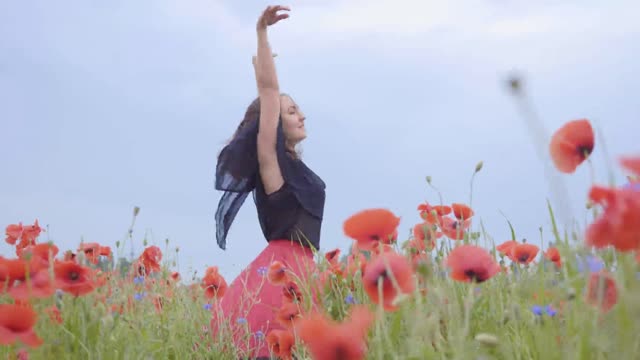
xmin=267 ymin=260 xmax=289 ymax=285
xmin=438 ymin=217 xmax=470 ymax=240
xmin=78 ymin=242 xmax=102 ymax=264
xmin=137 ymin=246 xmax=162 ymax=275
xmin=585 ymin=271 xmax=618 ymax=313
xmin=620 ymin=156 xmax=640 ymax=176
xmin=18 ymin=243 xmax=58 ymax=271
xmin=0 ymin=303 xmax=43 ymax=347
xmin=508 ymin=243 xmax=539 ymax=265
xmin=282 ymin=281 xmax=302 ymax=304
xmin=409 ymin=222 xmax=440 ymax=252
xmin=5 ymin=223 xmax=23 ymax=245
xmin=20 ymin=220 xmax=42 ymax=243
xmin=445 ymin=245 xmax=500 ymax=283
xmin=46 ymin=305 xmax=63 ymax=324
xmin=544 ymin=247 xmax=562 ymax=268
xmin=451 ymin=203 xmax=474 ymax=221
xmin=418 ymin=203 xmax=451 ymax=224
xmin=496 ymin=240 xmax=517 ymax=256
xmin=585 ymin=185 xmax=640 ymax=251
xmin=362 ymin=251 xmax=415 ymax=311
xmin=410 ymin=251 xmax=431 ymax=273
xmin=54 ymin=261 xmax=96 ymax=296
xmin=266 ymin=329 xmax=295 ymax=360
xmin=344 ymin=209 xmax=401 ymax=251
xmin=549 ymin=119 xmax=594 ymax=173
xmin=295 ymin=305 xmax=374 ymax=360
xmin=276 ymin=302 xmax=302 ymax=329
xmin=201 ymin=266 xmax=227 ymax=299
xmin=9 ymin=269 xmax=55 ymax=300
xmin=325 ymin=248 xmax=341 ymax=266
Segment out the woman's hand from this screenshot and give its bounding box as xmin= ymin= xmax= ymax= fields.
xmin=256 ymin=5 xmax=290 ymax=31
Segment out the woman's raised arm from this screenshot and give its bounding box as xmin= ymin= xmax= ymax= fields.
xmin=254 ymin=5 xmax=290 ymax=195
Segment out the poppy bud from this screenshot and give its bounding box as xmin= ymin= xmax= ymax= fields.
xmin=475 ymin=161 xmax=483 ymax=173
xmin=475 ymin=333 xmax=499 ymax=347
xmin=133 ymin=206 xmax=140 ymax=216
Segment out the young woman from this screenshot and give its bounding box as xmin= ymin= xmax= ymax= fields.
xmin=212 ymin=6 xmax=326 ymax=359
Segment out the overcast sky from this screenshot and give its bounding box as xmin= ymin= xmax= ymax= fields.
xmin=1 ymin=0 xmax=638 ymax=281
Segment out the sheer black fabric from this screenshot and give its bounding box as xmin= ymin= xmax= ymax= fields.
xmin=215 ymin=117 xmax=326 ymax=250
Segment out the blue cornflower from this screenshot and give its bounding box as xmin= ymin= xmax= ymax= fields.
xmin=254 ymin=331 xmax=265 ymax=340
xmin=345 ymin=294 xmax=356 ymax=304
xmin=134 ymin=292 xmax=146 ymax=301
xmin=133 ymin=276 xmax=145 ymax=284
xmin=257 ymin=266 xmax=268 ymax=276
xmin=545 ymin=305 xmax=557 ymax=317
xmin=531 ymin=305 xmax=543 ymax=316
xmin=236 ymin=317 xmax=247 ymax=325
xmin=203 ymin=303 xmax=212 ymax=311
xmin=576 ymin=255 xmax=604 ymax=273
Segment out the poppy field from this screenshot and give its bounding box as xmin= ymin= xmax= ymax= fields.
xmin=1 ymin=117 xmax=640 ymax=360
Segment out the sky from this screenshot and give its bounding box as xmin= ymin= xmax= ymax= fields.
xmin=1 ymin=0 xmax=639 ymax=282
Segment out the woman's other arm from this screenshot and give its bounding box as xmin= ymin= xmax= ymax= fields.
xmin=254 ymin=5 xmax=290 ymax=195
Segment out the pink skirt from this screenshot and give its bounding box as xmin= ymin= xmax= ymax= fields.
xmin=210 ymin=239 xmax=317 ymax=359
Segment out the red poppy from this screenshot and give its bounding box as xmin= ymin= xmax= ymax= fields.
xmin=201 ymin=266 xmax=227 ymax=299
xmin=137 ymin=246 xmax=162 ymax=276
xmin=9 ymin=269 xmax=55 ymax=300
xmin=78 ymin=242 xmax=102 ymax=264
xmin=508 ymin=243 xmax=539 ymax=265
xmin=620 ymin=156 xmax=640 ymax=176
xmin=544 ymin=247 xmax=562 ymax=268
xmin=276 ymin=302 xmax=302 ymax=329
xmin=409 ymin=222 xmax=440 ymax=252
xmin=549 ymin=119 xmax=594 ymax=173
xmin=585 ymin=185 xmax=640 ymax=251
xmin=418 ymin=203 xmax=451 ymax=224
xmin=0 ymin=257 xmax=28 ymax=285
xmin=585 ymin=271 xmax=618 ymax=313
xmin=54 ymin=261 xmax=96 ymax=296
xmin=0 ymin=303 xmax=43 ymax=347
xmin=438 ymin=216 xmax=470 ymax=240
xmin=343 ymin=209 xmax=401 ymax=251
xmin=20 ymin=220 xmax=42 ymax=245
xmin=5 ymin=223 xmax=23 ymax=245
xmin=496 ymin=240 xmax=517 ymax=256
xmin=18 ymin=243 xmax=58 ymax=271
xmin=282 ymin=281 xmax=303 ymax=304
xmin=296 ymin=305 xmax=374 ymax=360
xmin=451 ymin=203 xmax=474 ymax=220
xmin=362 ymin=251 xmax=415 ymax=311
xmin=266 ymin=329 xmax=295 ymax=360
xmin=267 ymin=260 xmax=289 ymax=285
xmin=325 ymin=248 xmax=341 ymax=266
xmin=445 ymin=245 xmax=500 ymax=283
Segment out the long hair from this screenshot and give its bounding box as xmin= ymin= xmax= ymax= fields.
xmin=226 ymin=95 xmax=301 ymax=159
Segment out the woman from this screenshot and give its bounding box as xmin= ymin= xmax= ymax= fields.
xmin=212 ymin=6 xmax=326 ymax=359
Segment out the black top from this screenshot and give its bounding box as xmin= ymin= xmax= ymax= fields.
xmin=214 ymin=117 xmax=326 ymax=250
xmin=254 ymin=177 xmax=323 ymax=250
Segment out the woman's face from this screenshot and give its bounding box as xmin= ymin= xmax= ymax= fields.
xmin=280 ymin=95 xmax=306 ymax=145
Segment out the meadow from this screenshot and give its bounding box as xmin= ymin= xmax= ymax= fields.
xmin=1 ymin=100 xmax=639 ymax=359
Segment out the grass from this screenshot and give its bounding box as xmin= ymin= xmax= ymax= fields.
xmin=2 ymin=174 xmax=639 ymax=360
